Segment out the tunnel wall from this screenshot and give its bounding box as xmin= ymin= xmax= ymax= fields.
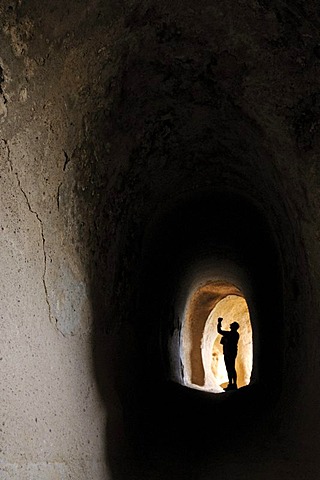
xmin=0 ymin=1 xmax=120 ymax=478
xmin=180 ymin=282 xmax=248 ymax=390
xmin=1 ymin=0 xmax=320 ymax=479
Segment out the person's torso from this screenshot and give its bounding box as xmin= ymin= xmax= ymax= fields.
xmin=222 ymin=331 xmax=239 ymax=356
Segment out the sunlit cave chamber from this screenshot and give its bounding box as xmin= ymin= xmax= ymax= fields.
xmin=181 ymin=282 xmax=253 ymax=393
xmin=141 ymin=192 xmax=283 ymax=407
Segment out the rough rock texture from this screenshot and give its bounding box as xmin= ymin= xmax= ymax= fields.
xmin=1 ymin=0 xmax=320 ymax=479
xmin=182 ymin=281 xmax=243 ymax=387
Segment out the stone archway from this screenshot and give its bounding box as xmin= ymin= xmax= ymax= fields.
xmin=181 ymin=281 xmax=242 ymax=388
xmin=201 ymin=295 xmax=253 ymax=392
xmin=181 ymin=281 xmax=253 ymax=392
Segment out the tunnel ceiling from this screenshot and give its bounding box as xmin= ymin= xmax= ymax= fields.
xmin=0 ymin=0 xmax=313 ymax=289
xmin=1 ymin=1 xmax=319 ymax=478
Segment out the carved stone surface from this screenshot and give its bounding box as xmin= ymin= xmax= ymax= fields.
xmin=0 ymin=1 xmax=319 ymax=478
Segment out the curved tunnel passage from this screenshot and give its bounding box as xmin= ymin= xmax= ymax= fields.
xmin=0 ymin=1 xmax=317 ymax=479
xmin=204 ymin=294 xmax=253 ymax=391
xmin=140 ymin=191 xmax=282 ymax=390
xmin=182 ymin=284 xmax=253 ymax=393
xmin=115 ymin=190 xmax=285 ymax=477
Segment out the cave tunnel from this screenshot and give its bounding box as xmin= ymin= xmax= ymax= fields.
xmin=139 ymin=191 xmax=281 ymax=395
xmin=1 ymin=1 xmax=319 ymax=479
xmin=183 ymin=283 xmax=253 ymax=392
xmin=119 ymin=190 xmax=285 ymax=478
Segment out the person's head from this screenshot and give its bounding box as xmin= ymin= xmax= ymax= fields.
xmin=230 ymin=322 xmax=240 ymax=331
xmin=218 ymin=317 xmax=223 ymax=323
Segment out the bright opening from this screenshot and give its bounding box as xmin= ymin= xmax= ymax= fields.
xmin=202 ymin=295 xmax=253 ymax=392
xmin=181 ymin=281 xmax=253 ymax=393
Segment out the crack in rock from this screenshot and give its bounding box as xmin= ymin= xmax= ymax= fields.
xmin=0 ymin=64 xmax=8 ymax=122
xmin=3 ymin=140 xmax=62 ymax=334
xmin=63 ymin=150 xmax=71 ymax=171
xmin=57 ymin=182 xmax=62 ymax=210
xmin=2 ymin=138 xmax=12 ymax=172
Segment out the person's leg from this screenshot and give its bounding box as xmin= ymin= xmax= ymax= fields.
xmin=224 ymin=356 xmax=233 ymax=386
xmin=224 ymin=356 xmax=237 ymax=389
xmin=231 ymin=359 xmax=237 ymax=387
xmin=229 ymin=356 xmax=237 ymax=388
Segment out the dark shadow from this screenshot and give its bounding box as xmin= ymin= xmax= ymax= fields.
xmin=91 ymin=190 xmax=285 ymax=479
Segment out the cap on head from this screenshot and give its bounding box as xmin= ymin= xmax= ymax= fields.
xmin=230 ymin=321 xmax=240 ymax=330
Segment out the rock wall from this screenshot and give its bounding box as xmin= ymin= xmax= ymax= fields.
xmin=1 ymin=0 xmax=320 ymax=479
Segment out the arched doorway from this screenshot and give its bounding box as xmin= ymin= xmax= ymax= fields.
xmin=181 ymin=281 xmax=253 ymax=393
xmin=201 ymin=295 xmax=253 ymax=392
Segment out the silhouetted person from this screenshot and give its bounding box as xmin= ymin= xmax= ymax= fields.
xmin=217 ymin=317 xmax=240 ymax=391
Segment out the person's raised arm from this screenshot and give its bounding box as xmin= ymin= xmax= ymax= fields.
xmin=217 ymin=317 xmax=227 ymax=335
